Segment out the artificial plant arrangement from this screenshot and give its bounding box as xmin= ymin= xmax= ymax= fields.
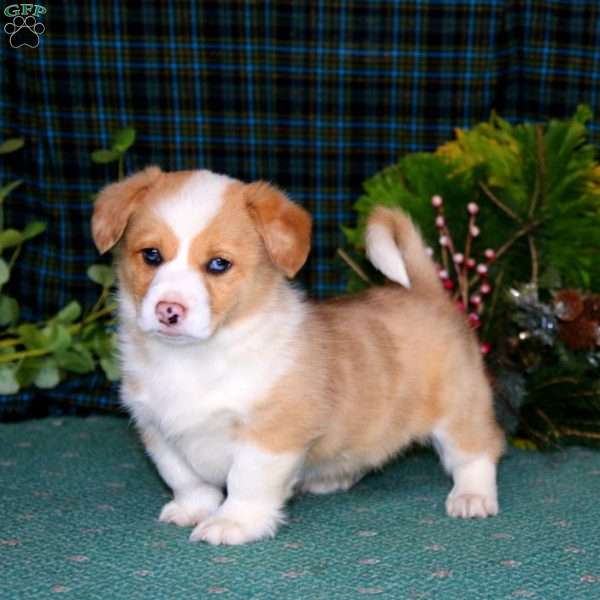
xmin=0 ymin=128 xmax=136 ymax=395
xmin=343 ymin=106 xmax=600 ymax=447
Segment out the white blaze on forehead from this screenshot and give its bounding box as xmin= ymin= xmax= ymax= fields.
xmin=137 ymin=170 xmax=236 ymax=340
xmin=153 ymin=170 xmax=234 ymax=242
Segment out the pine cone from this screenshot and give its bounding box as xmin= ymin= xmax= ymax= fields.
xmin=554 ymin=290 xmax=600 ymax=351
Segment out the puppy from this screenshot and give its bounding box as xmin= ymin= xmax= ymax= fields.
xmin=91 ymin=167 xmax=504 ymax=545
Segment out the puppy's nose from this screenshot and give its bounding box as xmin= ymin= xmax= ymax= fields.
xmin=156 ymin=301 xmax=187 ymax=326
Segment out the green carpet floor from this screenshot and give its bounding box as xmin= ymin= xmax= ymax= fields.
xmin=1 ymin=417 xmax=599 ymax=599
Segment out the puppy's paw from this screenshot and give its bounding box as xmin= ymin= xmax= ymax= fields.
xmin=189 ymin=502 xmax=283 ymax=545
xmin=446 ymin=493 xmax=498 ymax=518
xmin=158 ymin=488 xmax=223 ymax=527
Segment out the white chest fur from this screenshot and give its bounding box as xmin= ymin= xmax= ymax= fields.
xmin=119 ymin=288 xmax=305 ymax=486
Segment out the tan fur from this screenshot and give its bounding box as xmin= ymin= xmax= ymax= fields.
xmin=245 ymin=181 xmax=312 ymax=277
xmin=118 ymin=210 xmax=180 ymax=303
xmin=92 ymin=166 xmax=163 ymax=254
xmin=186 ymin=182 xmax=284 ymax=329
xmin=244 ymin=284 xmax=503 ymax=469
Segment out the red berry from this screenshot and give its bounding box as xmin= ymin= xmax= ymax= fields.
xmin=484 ymin=248 xmax=496 ymax=261
xmin=480 ymin=282 xmax=492 ymax=295
xmin=467 ymin=313 xmax=481 ymax=328
xmin=443 ymin=279 xmax=454 ymax=290
xmin=480 ymin=342 xmax=491 ymax=355
xmin=470 ymin=294 xmax=482 ymax=306
xmin=432 ymin=195 xmax=443 ymax=208
xmin=466 ymin=258 xmax=476 ymax=269
xmin=467 ymin=202 xmax=479 ymax=215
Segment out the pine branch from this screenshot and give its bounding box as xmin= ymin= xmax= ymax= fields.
xmin=479 ymin=182 xmax=522 ymax=223
xmin=337 ymin=248 xmax=371 ymax=284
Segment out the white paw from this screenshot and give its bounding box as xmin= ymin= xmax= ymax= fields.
xmin=189 ymin=502 xmax=283 ymax=545
xmin=446 ymin=493 xmax=499 ymax=518
xmin=159 ymin=500 xmax=210 ymax=527
xmin=158 ymin=488 xmax=223 ymax=527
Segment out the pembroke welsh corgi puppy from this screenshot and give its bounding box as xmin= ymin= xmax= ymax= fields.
xmin=91 ymin=167 xmax=504 ymax=545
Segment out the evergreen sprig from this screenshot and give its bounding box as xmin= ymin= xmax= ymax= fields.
xmin=343 ymin=106 xmax=600 ymax=327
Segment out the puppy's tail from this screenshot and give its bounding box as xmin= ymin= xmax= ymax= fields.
xmin=365 ymin=206 xmax=441 ymax=292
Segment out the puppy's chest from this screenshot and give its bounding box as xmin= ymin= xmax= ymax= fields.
xmin=123 ymin=340 xmax=289 ymax=474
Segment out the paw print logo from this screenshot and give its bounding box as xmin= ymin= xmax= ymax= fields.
xmin=4 ymin=15 xmax=45 ymax=48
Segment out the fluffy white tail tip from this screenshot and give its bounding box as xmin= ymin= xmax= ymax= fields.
xmin=365 ymin=223 xmax=411 ymax=288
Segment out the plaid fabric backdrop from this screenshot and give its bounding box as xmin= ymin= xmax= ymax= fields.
xmin=1 ymin=0 xmax=599 ymax=418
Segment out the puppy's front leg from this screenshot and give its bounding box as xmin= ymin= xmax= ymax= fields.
xmin=141 ymin=425 xmax=224 ymax=527
xmin=190 ymin=444 xmax=303 ymax=545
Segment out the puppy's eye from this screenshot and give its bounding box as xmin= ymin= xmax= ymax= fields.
xmin=206 ymin=257 xmax=232 ymax=275
xmin=141 ymin=248 xmax=163 ymax=267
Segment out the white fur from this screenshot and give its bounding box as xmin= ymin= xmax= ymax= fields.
xmin=154 ymin=170 xmax=232 ymax=239
xmin=137 ymin=170 xmax=232 ymax=339
xmin=120 ymin=280 xmax=307 ymax=543
xmin=432 ymin=427 xmax=499 ymax=518
xmin=365 ymin=222 xmax=411 ymax=288
xmin=190 ymin=444 xmax=303 ymax=545
xmin=141 ymin=424 xmax=224 ymax=526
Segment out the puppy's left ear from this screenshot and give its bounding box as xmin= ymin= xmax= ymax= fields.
xmin=245 ymin=181 xmax=312 ymax=278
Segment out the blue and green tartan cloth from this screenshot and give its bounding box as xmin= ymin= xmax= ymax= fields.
xmin=1 ymin=0 xmax=600 ymax=418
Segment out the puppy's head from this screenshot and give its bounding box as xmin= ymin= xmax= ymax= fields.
xmin=92 ymin=167 xmax=311 ymax=342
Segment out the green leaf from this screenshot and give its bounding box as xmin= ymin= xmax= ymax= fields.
xmin=0 ymin=258 xmax=10 ymax=286
xmin=92 ymin=331 xmax=117 ymax=358
xmin=0 ymin=365 xmax=19 ymax=394
xmin=0 ymin=138 xmax=24 ymax=154
xmin=573 ymin=104 xmax=593 ymax=124
xmin=0 ymin=229 xmax=23 ymax=250
xmin=34 ymin=359 xmax=60 ymax=389
xmin=110 ymin=127 xmax=136 ymax=152
xmin=0 ymin=294 xmax=19 ymax=326
xmin=53 ymin=301 xmax=82 ymax=325
xmin=43 ymin=323 xmax=72 ymax=353
xmin=16 ymin=358 xmax=42 ymax=387
xmin=0 ymin=180 xmax=23 ymax=203
xmin=55 ymin=345 xmax=94 ymax=374
xmin=87 ymin=264 xmax=115 ymax=288
xmin=91 ymin=149 xmax=121 ymax=164
xmin=100 ymin=356 xmax=120 ymax=381
xmin=17 ymin=324 xmax=48 ymax=350
xmin=22 ymin=221 xmax=46 ymax=241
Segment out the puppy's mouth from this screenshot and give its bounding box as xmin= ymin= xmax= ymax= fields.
xmin=149 ymin=324 xmax=212 ymax=345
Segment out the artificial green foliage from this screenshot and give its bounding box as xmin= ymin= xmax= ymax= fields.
xmin=0 ymin=264 xmax=118 ymax=393
xmin=492 ymin=285 xmax=600 ymax=448
xmin=0 ymin=130 xmax=138 ymax=395
xmin=91 ymin=126 xmax=136 ymax=179
xmin=344 ymin=106 xmax=600 ymax=324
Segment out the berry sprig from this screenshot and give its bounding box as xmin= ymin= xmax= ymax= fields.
xmin=431 ymin=195 xmax=496 ymax=354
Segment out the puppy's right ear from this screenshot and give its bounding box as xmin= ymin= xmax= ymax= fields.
xmin=91 ymin=166 xmax=162 ymax=254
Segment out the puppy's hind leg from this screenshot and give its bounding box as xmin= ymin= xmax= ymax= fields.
xmin=299 ymin=472 xmax=364 ymax=495
xmin=432 ymin=397 xmax=504 ymax=518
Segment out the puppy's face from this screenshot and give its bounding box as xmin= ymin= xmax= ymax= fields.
xmin=91 ymin=168 xmax=311 ymax=342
